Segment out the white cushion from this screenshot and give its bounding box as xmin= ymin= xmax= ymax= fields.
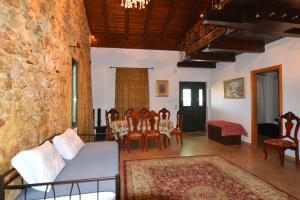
xmin=11 ymin=141 xmax=65 ymax=192
xmin=53 ymin=128 xmax=85 ymax=160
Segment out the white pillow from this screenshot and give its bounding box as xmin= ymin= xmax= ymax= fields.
xmin=53 ymin=128 xmax=85 ymax=160
xmin=11 ymin=141 xmax=65 ymax=192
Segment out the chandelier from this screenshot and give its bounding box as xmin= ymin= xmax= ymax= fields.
xmin=121 ymin=0 xmax=150 ymax=9
xmin=212 ymin=0 xmax=228 ymax=10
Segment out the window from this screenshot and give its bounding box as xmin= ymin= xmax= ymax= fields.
xmin=183 ymin=89 xmax=191 ymax=107
xmin=72 ymin=59 xmax=78 ymax=128
xmin=199 ymin=89 xmax=203 ymax=106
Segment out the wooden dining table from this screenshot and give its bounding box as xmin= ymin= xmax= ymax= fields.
xmin=110 ymin=119 xmax=174 ymax=147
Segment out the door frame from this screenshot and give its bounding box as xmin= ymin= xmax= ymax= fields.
xmin=250 ymin=65 xmax=283 ymax=146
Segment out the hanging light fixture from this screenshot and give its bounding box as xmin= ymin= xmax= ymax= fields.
xmin=212 ymin=0 xmax=228 ymax=10
xmin=121 ymin=0 xmax=150 ymax=9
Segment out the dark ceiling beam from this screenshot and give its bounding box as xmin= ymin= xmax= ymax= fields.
xmin=178 ymin=0 xmax=203 ymax=42
xmin=204 ymin=18 xmax=300 ymax=38
xmin=94 ymin=42 xmax=178 ymax=51
xmin=92 ymin=34 xmax=179 ymax=50
xmin=125 ymin=9 xmax=129 ymax=39
xmin=161 ymin=0 xmax=178 ymax=41
xmin=144 ymin=0 xmax=155 ymax=40
xmin=205 ymin=9 xmax=253 ymax=24
xmin=190 ymin=52 xmax=236 ymax=62
xmin=208 ymin=39 xmax=265 ymax=53
xmin=205 ymin=18 xmax=300 ymax=38
xmin=205 ymin=0 xmax=300 ymax=24
xmin=206 ymin=9 xmax=300 ymax=24
xmin=204 ymin=9 xmax=300 ymax=37
xmin=177 ymin=61 xmax=216 ymax=68
xmin=102 ymin=0 xmax=109 ymax=37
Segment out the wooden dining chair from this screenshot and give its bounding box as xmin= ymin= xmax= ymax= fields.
xmin=170 ymin=110 xmax=184 ymax=145
xmin=105 ymin=109 xmax=120 ymax=140
xmin=159 ymin=108 xmax=171 ymax=120
xmin=264 ymin=112 xmax=300 ymax=166
xmin=139 ymin=107 xmax=150 ymax=117
xmin=106 ymin=108 xmax=120 ymax=121
xmin=145 ymin=111 xmax=161 ymax=151
xmin=126 ymin=111 xmax=145 ymax=152
xmin=125 ymin=108 xmax=134 ymax=118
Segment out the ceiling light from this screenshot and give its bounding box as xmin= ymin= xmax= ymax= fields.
xmin=121 ymin=0 xmax=150 ymax=9
xmin=269 ymin=12 xmax=276 ymax=17
xmin=212 ymin=0 xmax=228 ymax=10
xmin=281 ymin=13 xmax=287 ymax=18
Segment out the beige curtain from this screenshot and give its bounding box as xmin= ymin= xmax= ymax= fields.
xmin=77 ymin=58 xmax=94 ymax=134
xmin=115 ymin=68 xmax=149 ymax=118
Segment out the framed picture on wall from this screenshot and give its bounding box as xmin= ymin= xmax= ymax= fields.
xmin=224 ymin=77 xmax=245 ymax=99
xmin=156 ymin=80 xmax=169 ymax=97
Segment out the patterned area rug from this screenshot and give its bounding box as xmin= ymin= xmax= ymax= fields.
xmin=124 ymin=155 xmax=297 ymax=200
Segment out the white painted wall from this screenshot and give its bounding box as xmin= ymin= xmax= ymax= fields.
xmin=210 ymin=37 xmax=300 ymax=156
xmin=91 ymin=48 xmax=211 ymax=126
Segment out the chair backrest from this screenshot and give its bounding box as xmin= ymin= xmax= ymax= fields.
xmin=105 ymin=109 xmax=120 ymax=127
xmin=175 ymin=110 xmax=184 ymax=131
xmin=159 ymin=108 xmax=170 ymax=120
xmin=139 ymin=107 xmax=150 ymax=116
xmin=146 ymin=111 xmax=160 ymax=133
xmin=279 ymin=112 xmax=300 ymax=144
xmin=126 ymin=111 xmax=144 ymax=134
xmin=125 ymin=108 xmax=134 ymax=119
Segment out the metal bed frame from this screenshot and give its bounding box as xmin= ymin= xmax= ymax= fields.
xmin=0 ymin=133 xmax=121 ymax=200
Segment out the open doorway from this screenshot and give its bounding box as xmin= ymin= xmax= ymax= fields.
xmin=251 ymin=65 xmax=282 ymax=146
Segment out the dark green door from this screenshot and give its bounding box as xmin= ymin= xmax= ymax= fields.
xmin=179 ymin=82 xmax=206 ymax=132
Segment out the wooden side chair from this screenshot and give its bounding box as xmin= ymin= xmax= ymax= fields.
xmin=264 ymin=112 xmax=300 ymax=166
xmin=106 ymin=108 xmax=120 ymax=121
xmin=105 ymin=109 xmax=120 ymax=140
xmin=145 ymin=111 xmax=161 ymax=151
xmin=159 ymin=108 xmax=171 ymax=120
xmin=139 ymin=107 xmax=150 ymax=117
xmin=125 ymin=108 xmax=134 ymax=119
xmin=170 ymin=110 xmax=184 ymax=145
xmin=126 ymin=111 xmax=145 ymax=152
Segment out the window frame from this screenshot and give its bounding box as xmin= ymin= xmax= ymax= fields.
xmin=182 ymin=88 xmax=192 ymax=107
xmin=71 ymin=58 xmax=78 ymax=128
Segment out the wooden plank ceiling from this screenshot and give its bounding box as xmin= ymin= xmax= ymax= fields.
xmin=85 ymin=0 xmax=211 ymax=50
xmin=85 ymin=0 xmax=300 ymax=68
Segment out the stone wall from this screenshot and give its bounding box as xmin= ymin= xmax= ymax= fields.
xmin=0 ymin=0 xmax=93 ymax=198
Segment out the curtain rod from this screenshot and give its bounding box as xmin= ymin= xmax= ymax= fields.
xmin=109 ymin=66 xmax=154 ymax=70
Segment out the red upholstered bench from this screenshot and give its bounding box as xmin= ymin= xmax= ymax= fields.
xmin=206 ymin=120 xmax=247 ymax=145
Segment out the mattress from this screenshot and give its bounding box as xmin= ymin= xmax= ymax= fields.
xmin=40 ymin=192 xmax=115 ymax=200
xmin=16 ymin=141 xmax=119 ymax=200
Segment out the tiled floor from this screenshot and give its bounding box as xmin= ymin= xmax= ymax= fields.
xmin=120 ymin=133 xmax=300 ymax=199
